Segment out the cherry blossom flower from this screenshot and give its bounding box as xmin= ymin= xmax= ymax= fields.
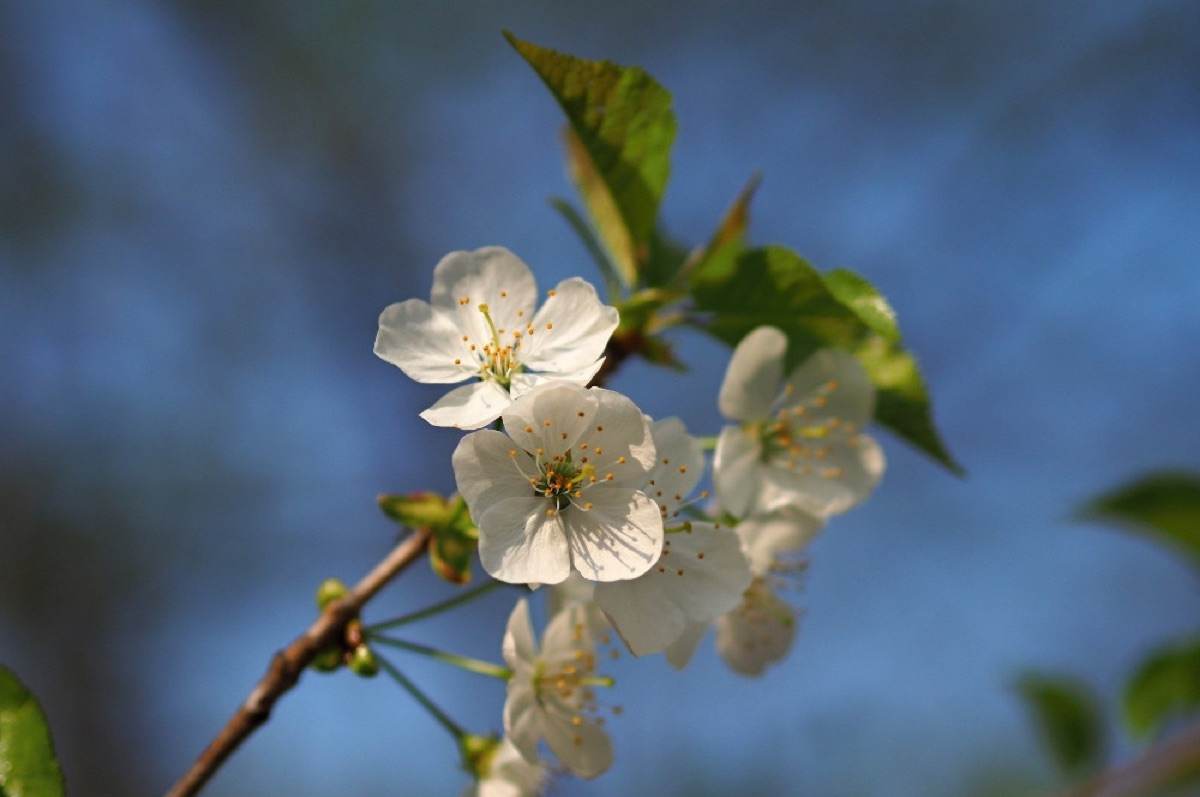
xmin=463 ymin=738 xmax=548 ymax=797
xmin=592 ymin=418 xmax=752 ymax=657
xmin=375 ymin=247 xmax=618 ymax=429
xmin=502 ymin=599 xmax=614 ymax=779
xmin=452 ymin=383 xmax=662 ymax=584
xmin=665 ymin=505 xmax=821 ymax=676
xmin=714 ymin=326 xmax=886 ymax=519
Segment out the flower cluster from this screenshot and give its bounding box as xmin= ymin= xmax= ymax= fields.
xmin=374 ymin=250 xmax=885 ymax=794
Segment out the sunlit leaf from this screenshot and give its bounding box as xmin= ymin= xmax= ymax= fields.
xmin=690 ymin=245 xmax=960 ymax=473
xmin=1125 ymin=638 xmax=1200 ymax=739
xmin=1015 ymin=673 xmax=1105 ymax=775
xmin=1079 ymin=472 xmax=1200 ymax=568
xmin=822 ymin=267 xmax=899 ymax=342
xmin=505 ymin=31 xmax=676 ymax=288
xmin=0 ymin=666 xmax=65 ymax=797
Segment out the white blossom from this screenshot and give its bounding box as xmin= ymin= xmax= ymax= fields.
xmin=463 ymin=738 xmax=548 ymax=797
xmin=665 ymin=505 xmax=821 ymax=676
xmin=375 ymin=247 xmax=618 ymax=429
xmin=453 ymin=383 xmax=663 ymax=585
xmin=593 ymin=418 xmax=752 ymax=657
xmin=502 ymin=599 xmax=614 ymax=779
xmin=714 ymin=326 xmax=885 ymax=519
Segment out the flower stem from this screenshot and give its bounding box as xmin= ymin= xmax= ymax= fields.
xmin=366 ymin=579 xmax=504 ymax=633
xmin=696 ymin=435 xmax=718 ymax=451
xmin=376 ymin=653 xmax=466 ymax=741
xmin=370 ymin=635 xmax=512 ymax=680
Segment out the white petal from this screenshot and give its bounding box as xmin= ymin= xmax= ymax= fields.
xmin=542 ymin=710 xmax=612 ymax=779
xmin=562 ymin=488 xmax=663 ymax=582
xmin=594 ymin=522 xmax=750 ymax=656
xmin=570 ymin=388 xmax=656 ymax=487
xmin=644 ymin=417 xmax=704 ymax=516
xmin=540 ymin=601 xmax=595 ymax=663
xmin=593 ymin=571 xmax=687 ymax=657
xmin=502 ymin=383 xmax=597 ymax=461
xmin=664 ymin=621 xmax=708 ymax=670
xmin=375 ymin=299 xmax=473 ymax=384
xmin=737 ymin=507 xmax=824 ymax=575
xmin=713 ymin=425 xmax=763 ymax=518
xmin=520 ymin=277 xmax=618 ymax=374
xmin=507 ymin=358 xmax=605 ymax=398
xmin=478 ymin=497 xmax=571 ymax=585
xmin=503 ymin=679 xmax=542 ymax=764
xmin=782 ymin=347 xmax=875 ymax=426
xmin=718 ymin=326 xmax=787 ymax=421
xmin=758 ymin=432 xmax=885 ymax=517
xmin=423 ymin=380 xmax=512 ymax=430
xmin=431 ymin=247 xmax=538 ymax=352
xmin=716 ymin=579 xmax=797 ymax=676
xmin=547 ymin=576 xmax=609 ymax=644
xmin=501 ymin=598 xmax=538 ymax=669
xmin=477 ymin=739 xmax=547 ymax=797
xmin=453 ymin=429 xmax=538 ymax=512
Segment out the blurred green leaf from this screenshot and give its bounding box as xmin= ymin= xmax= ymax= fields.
xmin=690 ymin=245 xmax=960 ymax=473
xmin=504 ymin=31 xmax=676 ymax=288
xmin=1124 ymin=638 xmax=1200 ymax=739
xmin=378 ymin=492 xmax=478 ymax=584
xmin=0 ymin=666 xmax=65 ymax=797
xmin=1079 ymin=472 xmax=1200 ymax=568
xmin=1015 ymin=673 xmax=1105 ymax=776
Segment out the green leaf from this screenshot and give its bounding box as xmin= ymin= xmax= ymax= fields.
xmin=1124 ymin=638 xmax=1200 ymax=739
xmin=690 ymin=245 xmax=961 ymax=473
xmin=822 ymin=268 xmax=899 ymax=342
xmin=0 ymin=666 xmax=65 ymax=797
xmin=1078 ymin=472 xmax=1200 ymax=568
xmin=504 ymin=31 xmax=676 ymax=287
xmin=1015 ymin=673 xmax=1106 ymax=775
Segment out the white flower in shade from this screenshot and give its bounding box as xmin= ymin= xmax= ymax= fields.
xmin=714 ymin=326 xmax=886 ymax=519
xmin=502 ymin=599 xmax=614 ymax=779
xmin=452 ymin=382 xmax=663 ymax=584
xmin=664 ymin=505 xmax=821 ymax=676
xmin=593 ymin=418 xmax=752 ymax=657
xmin=712 ymin=577 xmax=799 ymax=676
xmin=463 ymin=738 xmax=548 ymax=797
xmin=375 ymin=247 xmax=619 ymax=429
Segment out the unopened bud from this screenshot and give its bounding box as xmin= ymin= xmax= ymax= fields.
xmin=347 ymin=644 xmax=379 ymax=678
xmin=458 ymin=733 xmax=501 ymax=778
xmin=315 ymin=578 xmax=349 ymax=610
xmin=310 ymin=647 xmax=343 ymax=673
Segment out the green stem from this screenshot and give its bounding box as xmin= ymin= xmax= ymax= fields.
xmin=375 ymin=653 xmax=466 ymax=741
xmin=367 ymin=580 xmax=504 ymax=633
xmin=696 ymin=435 xmax=718 ymax=452
xmin=370 ymin=635 xmax=512 ymax=680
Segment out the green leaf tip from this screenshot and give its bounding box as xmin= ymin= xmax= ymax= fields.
xmin=1015 ymin=672 xmax=1105 ymax=775
xmin=504 ymin=30 xmax=676 ymax=288
xmin=1078 ymin=471 xmax=1200 ymax=568
xmin=0 ymin=666 xmax=65 ymax=797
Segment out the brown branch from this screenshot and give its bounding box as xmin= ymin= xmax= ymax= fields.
xmin=164 ymin=527 xmax=433 ymax=797
xmin=1066 ymin=721 xmax=1200 ymax=797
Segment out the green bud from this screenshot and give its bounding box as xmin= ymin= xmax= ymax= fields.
xmin=348 ymin=644 xmax=380 ymax=678
xmin=458 ymin=733 xmax=501 ymax=778
xmin=377 ymin=491 xmax=456 ymax=528
xmin=315 ymin=578 xmax=349 ymax=610
xmin=310 ymin=647 xmax=343 ymax=673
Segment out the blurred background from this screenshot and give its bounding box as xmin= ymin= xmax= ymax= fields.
xmin=2 ymin=1 xmax=1198 ymax=794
